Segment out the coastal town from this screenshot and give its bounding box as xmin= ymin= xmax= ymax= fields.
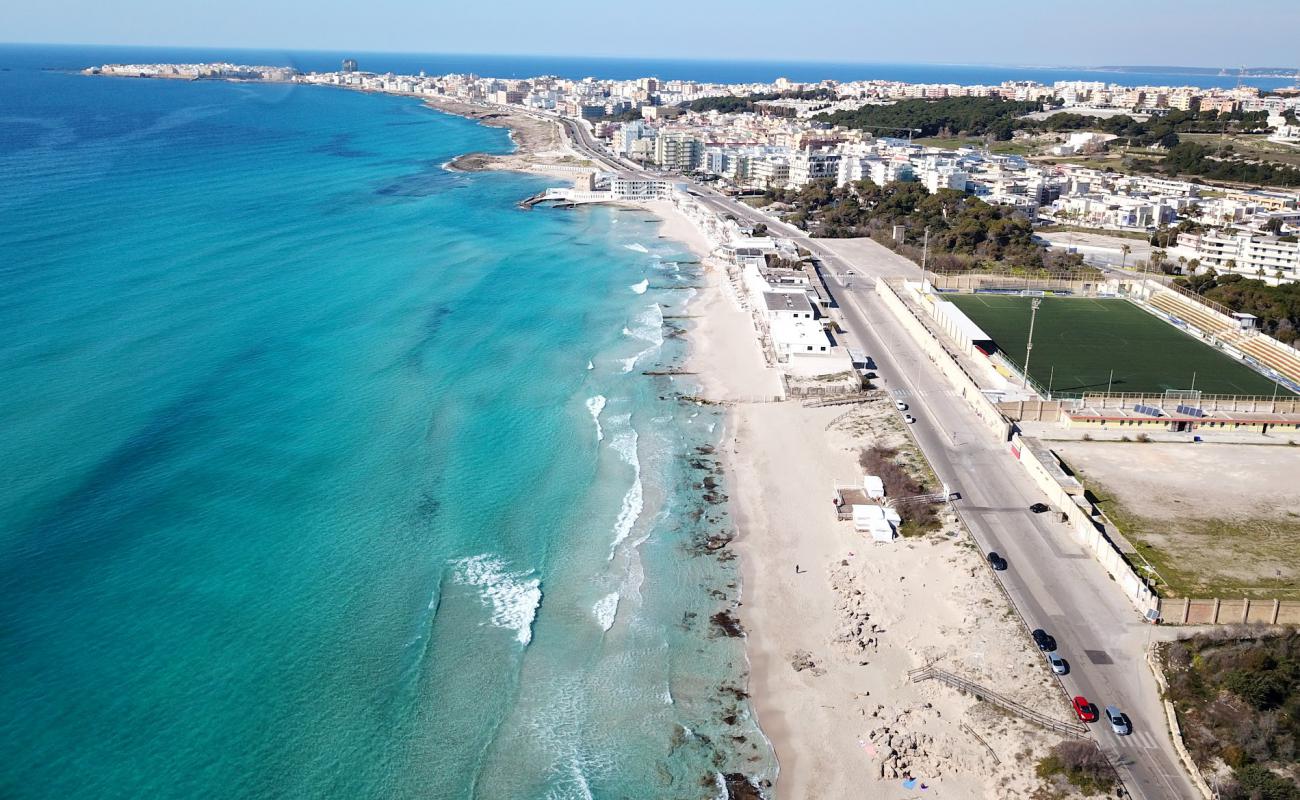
xmin=84 ymin=60 xmax=1300 ymax=800
xmin=90 ymin=59 xmax=1300 ymax=286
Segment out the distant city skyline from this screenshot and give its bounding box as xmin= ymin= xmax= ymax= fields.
xmin=8 ymin=0 xmax=1300 ymax=69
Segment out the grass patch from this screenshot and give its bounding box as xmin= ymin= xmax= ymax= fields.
xmin=946 ymin=295 xmax=1289 ymax=396
xmin=1086 ymin=476 xmax=1300 ymax=600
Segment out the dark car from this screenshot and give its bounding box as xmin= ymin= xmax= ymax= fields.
xmin=987 ymin=551 xmax=1008 ymax=571
xmin=1030 ymin=502 xmax=1050 ymax=513
xmin=1031 ymin=628 xmax=1057 ymax=652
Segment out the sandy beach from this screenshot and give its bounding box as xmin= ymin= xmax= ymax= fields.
xmin=677 ymin=252 xmax=1072 ymax=797
xmin=430 ymin=101 xmax=1072 ymax=797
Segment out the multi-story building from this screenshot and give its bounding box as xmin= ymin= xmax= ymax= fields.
xmin=1183 ymin=230 xmax=1300 ymax=284
xmin=653 ymin=132 xmax=704 ymax=172
xmin=788 ymin=150 xmax=842 ymax=186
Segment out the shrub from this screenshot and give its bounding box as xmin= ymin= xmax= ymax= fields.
xmin=1036 ymin=741 xmax=1116 ymax=795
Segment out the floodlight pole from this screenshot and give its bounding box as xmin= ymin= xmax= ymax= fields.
xmin=1107 ymin=369 xmax=1114 ymax=395
xmin=1048 ymin=365 xmax=1055 ymax=400
xmin=921 ymin=227 xmax=930 ymax=277
xmin=1022 ymin=297 xmax=1042 ymax=390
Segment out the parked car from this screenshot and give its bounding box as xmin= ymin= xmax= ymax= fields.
xmin=895 ymin=400 xmax=909 ymax=411
xmin=904 ymin=414 xmax=917 ymax=424
xmin=1031 ymin=628 xmax=1056 ymax=652
xmin=1072 ymin=696 xmax=1098 ymax=722
xmin=1047 ymin=651 xmax=1069 ymax=675
xmin=986 ymin=551 xmax=1008 ymax=571
xmin=1029 ymin=502 xmax=1050 ymax=513
xmin=1105 ymin=705 xmax=1132 ymax=736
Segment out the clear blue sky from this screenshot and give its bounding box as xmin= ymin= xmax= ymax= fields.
xmin=8 ymin=0 xmax=1299 ymax=67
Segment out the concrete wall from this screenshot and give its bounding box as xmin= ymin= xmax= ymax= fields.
xmin=998 ymin=400 xmax=1068 ymax=422
xmin=1157 ymin=597 xmax=1300 ymax=625
xmin=1012 ymin=435 xmax=1160 ymax=617
xmin=875 ymin=280 xmax=1011 ymax=440
xmin=878 ymin=279 xmax=1160 ymax=617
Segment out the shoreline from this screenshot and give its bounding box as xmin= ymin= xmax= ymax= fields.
xmin=426 ymin=96 xmax=1070 ymax=797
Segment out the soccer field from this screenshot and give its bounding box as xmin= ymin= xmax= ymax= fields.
xmin=946 ymin=294 xmax=1289 ymax=396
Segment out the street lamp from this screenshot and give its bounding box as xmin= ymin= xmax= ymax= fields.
xmin=1022 ymin=297 xmax=1042 ymax=390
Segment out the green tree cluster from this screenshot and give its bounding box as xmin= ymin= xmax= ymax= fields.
xmin=1140 ymin=142 xmax=1300 ymax=187
xmin=813 ymin=96 xmax=1041 ymax=140
xmin=766 ymin=178 xmax=1084 ymax=274
xmin=1177 ymin=270 xmax=1300 ymax=343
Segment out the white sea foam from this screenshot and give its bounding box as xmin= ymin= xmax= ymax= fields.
xmin=585 ymin=395 xmax=606 ymax=442
xmin=630 ymin=279 xmax=648 ymax=294
xmin=619 ymin=303 xmax=665 ymax=373
xmin=451 ymin=554 xmax=542 ymax=646
xmin=593 ymin=592 xmax=619 ymax=632
xmin=622 ymin=242 xmax=649 ymax=253
xmin=586 ymin=360 xmax=594 ymax=371
xmin=662 ymin=686 xmax=674 ymax=705
xmin=607 ymin=422 xmax=643 ymax=559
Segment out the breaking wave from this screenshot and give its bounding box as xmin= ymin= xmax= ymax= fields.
xmin=593 ymin=592 xmax=619 ymax=632
xmin=451 ymin=554 xmax=542 ymax=646
xmin=630 ymin=279 xmax=648 ymax=294
xmin=607 ymin=419 xmax=643 ymax=560
xmin=622 ymin=242 xmax=649 ymax=253
xmin=585 ymin=395 xmax=606 ymax=442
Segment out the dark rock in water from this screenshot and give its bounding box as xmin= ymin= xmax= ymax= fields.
xmin=711 ymin=610 xmax=744 ymax=637
xmin=721 ymin=714 xmax=738 ymax=725
xmin=724 ymin=773 xmax=765 ymax=800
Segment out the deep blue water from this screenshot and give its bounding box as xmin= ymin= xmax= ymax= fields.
xmin=3 ymin=41 xmax=1296 ymax=89
xmin=0 ymin=52 xmax=770 ymax=798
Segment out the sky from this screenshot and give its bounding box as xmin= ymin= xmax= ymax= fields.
xmin=7 ymin=0 xmax=1300 ymax=68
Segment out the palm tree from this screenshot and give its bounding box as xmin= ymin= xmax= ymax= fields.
xmin=1177 ymin=255 xmax=1187 ymax=274
xmin=1121 ymin=243 xmax=1132 ymax=269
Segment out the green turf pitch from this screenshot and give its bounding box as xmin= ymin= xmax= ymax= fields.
xmin=945 ymin=295 xmax=1290 ymax=396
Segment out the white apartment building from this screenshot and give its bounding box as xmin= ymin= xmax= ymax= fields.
xmin=609 ymin=178 xmax=681 ymax=200
xmin=1183 ymin=230 xmax=1300 ymax=285
xmin=789 ymin=151 xmax=841 ymax=186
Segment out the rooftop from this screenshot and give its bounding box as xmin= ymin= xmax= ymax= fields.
xmin=764 ymin=291 xmax=814 ymax=313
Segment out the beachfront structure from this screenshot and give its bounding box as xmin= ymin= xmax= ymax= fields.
xmin=609 ymin=178 xmax=681 ymax=200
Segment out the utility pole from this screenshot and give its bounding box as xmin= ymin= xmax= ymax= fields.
xmin=921 ymin=227 xmax=930 ymax=278
xmin=1023 ymin=297 xmax=1042 ymax=390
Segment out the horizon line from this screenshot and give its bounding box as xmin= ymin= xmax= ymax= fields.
xmin=4 ymin=41 xmax=1295 ymax=75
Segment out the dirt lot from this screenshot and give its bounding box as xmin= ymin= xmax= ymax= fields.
xmin=1052 ymin=441 xmax=1300 ymax=599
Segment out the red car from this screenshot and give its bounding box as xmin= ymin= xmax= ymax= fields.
xmin=1073 ymin=696 xmax=1099 ymax=723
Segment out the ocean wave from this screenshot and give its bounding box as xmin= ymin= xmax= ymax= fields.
xmin=585 ymin=395 xmax=606 ymax=442
xmin=619 ymin=303 xmax=665 ymax=373
xmin=593 ymin=592 xmax=619 ymax=632
xmin=630 ymin=279 xmax=648 ymax=295
xmin=586 ymin=360 xmax=594 ymax=371
xmin=622 ymin=243 xmax=649 ymax=254
xmin=607 ymin=423 xmax=643 ymax=560
xmin=451 ymin=554 xmax=542 ymax=646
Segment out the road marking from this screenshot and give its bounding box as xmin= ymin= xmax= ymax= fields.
xmin=1111 ymin=731 xmax=1161 ymax=750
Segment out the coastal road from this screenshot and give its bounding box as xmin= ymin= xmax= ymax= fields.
xmin=555 ymin=123 xmax=1200 ymax=799
xmin=822 ymin=265 xmax=1198 ymax=800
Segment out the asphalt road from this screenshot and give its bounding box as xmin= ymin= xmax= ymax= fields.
xmin=556 ymin=122 xmax=1200 ymax=800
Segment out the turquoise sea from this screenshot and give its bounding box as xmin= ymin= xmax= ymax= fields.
xmin=0 ymin=53 xmax=773 ymax=798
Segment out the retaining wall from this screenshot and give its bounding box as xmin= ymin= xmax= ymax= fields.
xmin=1157 ymin=597 xmax=1300 ymax=626
xmin=874 ymin=280 xmax=1011 ymax=440
xmin=1012 ymin=435 xmax=1159 ymax=617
